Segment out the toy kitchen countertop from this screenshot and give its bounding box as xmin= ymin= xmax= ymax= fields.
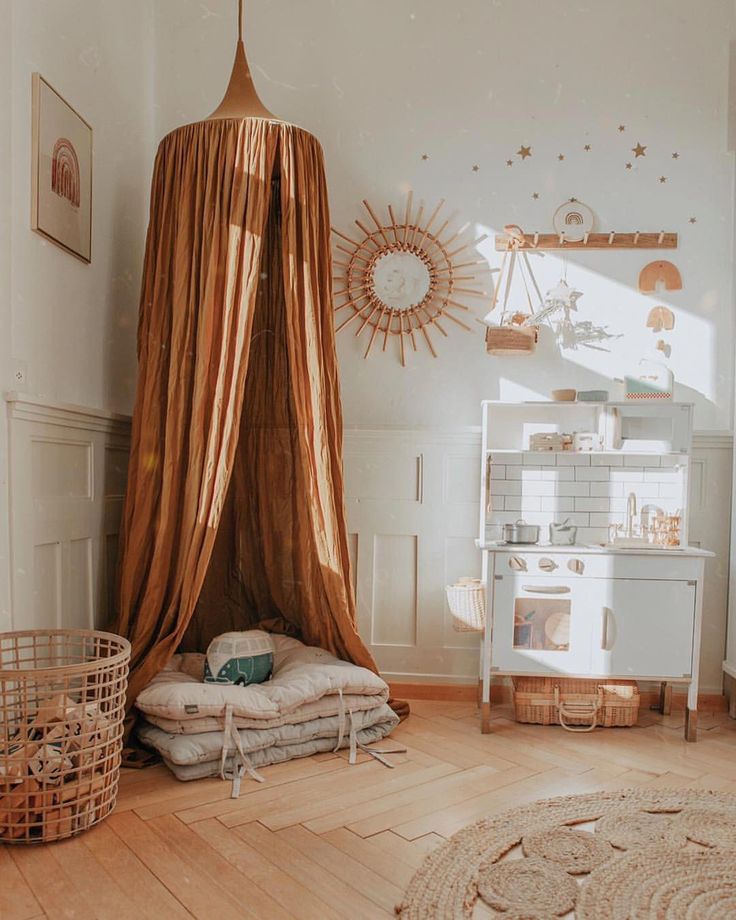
xmin=476 ymin=541 xmax=714 ymax=557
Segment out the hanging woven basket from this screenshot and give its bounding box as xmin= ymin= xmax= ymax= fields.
xmin=483 ymin=226 xmax=541 ymax=355
xmin=486 ymin=316 xmax=539 ymax=355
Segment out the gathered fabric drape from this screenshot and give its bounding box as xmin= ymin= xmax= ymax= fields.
xmin=114 ymin=118 xmax=379 ymax=709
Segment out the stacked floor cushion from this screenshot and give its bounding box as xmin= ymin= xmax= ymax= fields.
xmin=135 ymin=635 xmax=399 ymax=782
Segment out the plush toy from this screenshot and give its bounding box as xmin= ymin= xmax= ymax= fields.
xmin=204 ymin=630 xmax=274 ymax=686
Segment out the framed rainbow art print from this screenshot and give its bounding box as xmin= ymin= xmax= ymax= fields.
xmin=31 ymin=73 xmax=93 ymax=263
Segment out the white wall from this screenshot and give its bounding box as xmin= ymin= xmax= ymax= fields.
xmin=154 ymin=0 xmax=736 ymax=432
xmin=1 ymin=0 xmax=155 ymax=630
xmin=8 ymin=0 xmax=154 ymax=415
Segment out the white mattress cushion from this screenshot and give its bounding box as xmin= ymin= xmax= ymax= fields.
xmin=137 ymin=703 xmax=399 ymax=768
xmin=135 ymin=635 xmax=391 ymax=732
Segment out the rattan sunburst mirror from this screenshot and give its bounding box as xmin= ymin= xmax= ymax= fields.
xmin=332 ymin=193 xmax=490 ymax=365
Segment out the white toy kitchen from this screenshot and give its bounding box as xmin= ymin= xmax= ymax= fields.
xmin=477 ymin=400 xmax=713 ymax=741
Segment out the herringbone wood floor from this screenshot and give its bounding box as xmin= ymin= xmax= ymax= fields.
xmin=4 ymin=698 xmax=736 ymax=919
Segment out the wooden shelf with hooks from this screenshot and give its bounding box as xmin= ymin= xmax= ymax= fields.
xmin=494 ymin=231 xmax=678 ymax=251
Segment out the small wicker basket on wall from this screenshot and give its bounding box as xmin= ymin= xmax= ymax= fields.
xmin=0 ymin=629 xmax=130 ymax=843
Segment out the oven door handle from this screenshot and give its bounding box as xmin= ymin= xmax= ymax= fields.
xmin=521 ymin=585 xmax=571 ymax=594
xmin=601 ymin=606 xmax=611 ymax=650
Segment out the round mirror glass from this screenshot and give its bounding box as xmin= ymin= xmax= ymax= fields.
xmin=370 ymin=250 xmax=431 ymax=310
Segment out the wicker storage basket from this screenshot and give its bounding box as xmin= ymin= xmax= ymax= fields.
xmin=512 ymin=677 xmax=640 ymax=732
xmin=446 ymin=581 xmax=486 ymax=632
xmin=0 ymin=629 xmax=130 ymax=843
xmin=485 ymin=322 xmax=539 ymax=355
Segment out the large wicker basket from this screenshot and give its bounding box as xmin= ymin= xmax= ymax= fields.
xmin=512 ymin=677 xmax=640 ymax=732
xmin=0 ymin=629 xmax=130 ymax=843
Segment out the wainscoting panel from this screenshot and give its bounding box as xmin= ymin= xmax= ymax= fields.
xmin=344 ymin=428 xmax=733 ymax=693
xmin=7 ymin=395 xmax=131 ymax=634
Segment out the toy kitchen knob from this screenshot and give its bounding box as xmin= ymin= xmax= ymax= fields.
xmin=509 ymin=556 xmax=527 ymax=572
xmin=567 ymin=558 xmax=585 ymax=575
xmin=538 ymin=557 xmax=558 ymax=572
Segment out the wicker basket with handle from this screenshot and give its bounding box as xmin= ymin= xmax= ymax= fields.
xmin=0 ymin=628 xmax=130 ymax=843
xmin=512 ymin=677 xmax=640 ymax=732
xmin=483 ymin=226 xmax=541 ymax=355
xmin=446 ymin=580 xmax=486 ymax=632
xmin=485 ymin=321 xmax=539 ymax=355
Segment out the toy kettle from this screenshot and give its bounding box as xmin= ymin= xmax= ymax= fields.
xmin=549 ymin=519 xmax=578 ymax=546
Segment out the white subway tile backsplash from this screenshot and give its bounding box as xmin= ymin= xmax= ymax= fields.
xmin=556 ymin=454 xmax=591 ymax=466
xmin=492 ymin=452 xmax=522 ymax=465
xmin=565 ymin=512 xmax=592 ymax=527
xmin=556 ymin=481 xmax=591 ymax=497
xmin=610 ymin=470 xmax=648 ymax=482
xmin=644 ymin=469 xmax=680 ymax=483
xmin=577 ymin=527 xmax=609 ymax=544
xmin=489 ymin=511 xmax=524 ymax=524
xmin=575 ymin=466 xmax=611 ymax=481
xmin=488 ymin=454 xmax=685 ymax=540
xmin=505 ymin=495 xmax=543 ymax=512
xmin=658 ymin=483 xmax=684 ymax=499
xmin=523 ymin=452 xmax=558 ymax=466
xmin=540 ymin=496 xmax=575 ymax=513
xmin=592 ymin=454 xmax=624 ymax=466
xmin=590 ymin=481 xmax=625 ymax=497
xmin=625 ymin=454 xmax=661 ymax=467
xmin=493 ymin=480 xmax=522 ymax=495
xmin=541 ymin=467 xmax=575 ymax=481
xmin=575 ymin=497 xmax=611 ymax=512
xmin=522 ymin=481 xmax=557 ymax=497
xmin=589 ymin=512 xmax=620 ymax=527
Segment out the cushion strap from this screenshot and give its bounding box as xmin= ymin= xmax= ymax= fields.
xmin=220 ymin=703 xmax=265 ymax=796
xmin=333 ymin=688 xmax=347 ymax=753
xmin=347 ymin=710 xmax=407 ymax=769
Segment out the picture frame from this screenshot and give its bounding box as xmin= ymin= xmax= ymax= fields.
xmin=31 ymin=73 xmax=93 ymax=263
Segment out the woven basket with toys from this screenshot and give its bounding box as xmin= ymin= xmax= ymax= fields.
xmin=483 ymin=224 xmax=541 ymax=355
xmin=0 ymin=629 xmax=130 ymax=843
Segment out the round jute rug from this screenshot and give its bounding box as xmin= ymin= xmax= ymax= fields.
xmin=394 ymin=788 xmax=736 ymax=919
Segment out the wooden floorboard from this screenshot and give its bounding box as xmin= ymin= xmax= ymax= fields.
xmin=5 ymin=701 xmax=736 ymax=918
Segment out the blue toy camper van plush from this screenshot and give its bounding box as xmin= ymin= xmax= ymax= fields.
xmin=203 ymin=630 xmax=274 ymax=686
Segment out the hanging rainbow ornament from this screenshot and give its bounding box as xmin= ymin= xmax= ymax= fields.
xmin=331 ymin=193 xmax=492 ymax=366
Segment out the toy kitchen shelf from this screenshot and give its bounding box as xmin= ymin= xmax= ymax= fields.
xmin=476 ymin=400 xmax=713 ymax=742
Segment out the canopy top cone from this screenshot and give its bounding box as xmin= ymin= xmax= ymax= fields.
xmin=208 ymin=0 xmax=280 ymax=122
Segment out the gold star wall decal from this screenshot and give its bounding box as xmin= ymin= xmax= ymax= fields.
xmin=672 ymin=152 xmax=680 ymax=159
xmin=421 ymin=154 xmax=429 ymax=161
xmin=658 ymin=175 xmax=667 ymax=183
xmin=625 ymin=162 xmax=633 ymax=169
xmin=506 ymin=159 xmax=513 ymax=167
xmin=557 ymin=153 xmax=565 ymax=161
xmin=517 ymin=145 xmax=532 ymax=159
xmin=618 ymin=125 xmax=626 ymax=132
xmin=532 ymin=192 xmax=539 ymax=199
xmin=689 ymin=217 xmax=697 ymax=223
xmin=583 ymin=144 xmax=592 ymax=151
xmin=632 ymin=142 xmax=647 ymax=157
xmin=472 ymin=164 xmax=480 ymax=172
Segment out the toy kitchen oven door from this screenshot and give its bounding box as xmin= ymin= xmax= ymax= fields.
xmin=490 ymin=565 xmax=696 ymax=680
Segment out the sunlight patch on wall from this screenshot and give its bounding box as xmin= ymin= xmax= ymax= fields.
xmin=475 ymin=223 xmax=715 ymax=405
